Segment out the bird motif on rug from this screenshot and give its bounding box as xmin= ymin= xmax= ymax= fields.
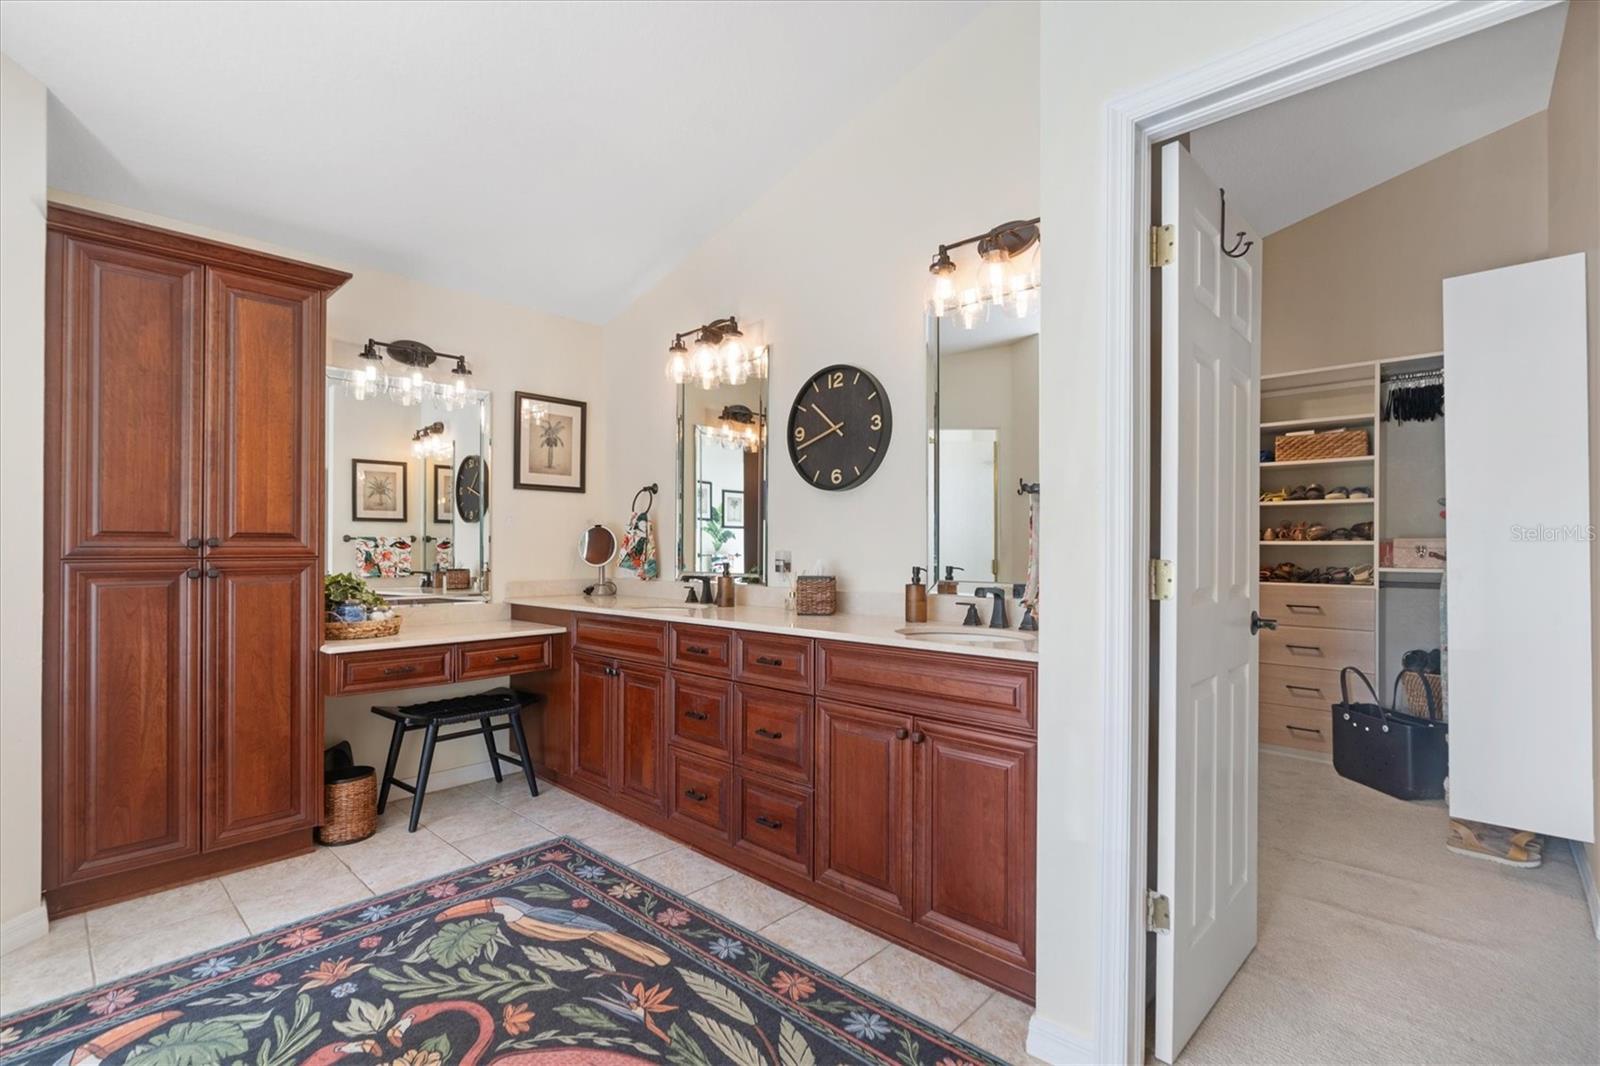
xmin=436 ymin=897 xmax=671 ymax=966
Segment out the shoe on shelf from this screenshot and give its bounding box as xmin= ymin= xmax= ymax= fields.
xmin=1305 ymin=483 xmax=1326 ymax=500
xmin=1325 ymin=486 xmax=1349 ymax=500
xmin=1286 ymin=485 xmax=1308 ymax=501
xmin=1263 ymin=527 xmax=1277 ymax=541
xmin=1350 ymin=486 xmax=1372 ymax=499
xmin=1352 ymin=521 xmax=1374 ymax=541
xmin=1261 ymin=488 xmax=1288 ymax=502
xmin=1307 ymin=523 xmax=1329 ymax=541
xmin=1351 ymin=563 xmax=1374 ymax=585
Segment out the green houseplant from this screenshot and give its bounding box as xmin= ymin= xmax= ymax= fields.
xmin=324 ymin=572 xmax=386 ymax=621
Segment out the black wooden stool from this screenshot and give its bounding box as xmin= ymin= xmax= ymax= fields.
xmin=372 ymin=687 xmax=541 ymax=832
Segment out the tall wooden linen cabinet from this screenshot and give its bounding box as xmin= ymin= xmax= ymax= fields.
xmin=42 ymin=207 xmax=349 ymax=915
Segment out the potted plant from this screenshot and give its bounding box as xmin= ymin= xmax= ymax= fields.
xmin=324 ymin=572 xmax=388 ymax=624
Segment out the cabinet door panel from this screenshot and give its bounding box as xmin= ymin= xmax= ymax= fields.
xmin=915 ymin=722 xmax=1035 ymax=966
xmin=571 ymin=655 xmax=614 ymax=790
xmin=815 ymin=701 xmax=914 ymax=918
xmin=55 ymin=238 xmax=203 ymax=556
xmin=618 ymin=665 xmax=667 ymax=810
xmin=203 ymin=559 xmax=319 ymax=849
xmin=55 ymin=562 xmax=202 ymax=884
xmin=204 ymin=269 xmax=321 ymax=556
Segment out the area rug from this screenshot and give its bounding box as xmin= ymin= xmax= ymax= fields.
xmin=0 ymin=838 xmax=1002 ymax=1065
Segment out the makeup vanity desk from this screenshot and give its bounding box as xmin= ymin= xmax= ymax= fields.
xmin=320 ymin=619 xmax=566 ymax=695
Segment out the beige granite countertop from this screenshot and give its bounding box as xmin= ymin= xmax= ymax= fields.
xmin=320 ymin=618 xmax=565 ymax=655
xmin=508 ymin=595 xmax=1038 ymax=662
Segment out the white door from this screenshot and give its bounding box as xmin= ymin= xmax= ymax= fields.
xmin=1154 ymin=141 xmax=1262 ymax=1063
xmin=938 ymin=429 xmax=999 ymax=581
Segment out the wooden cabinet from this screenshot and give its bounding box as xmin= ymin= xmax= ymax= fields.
xmin=816 ymin=701 xmax=915 ymax=919
xmin=572 ymin=654 xmax=615 ymax=791
xmin=569 ymin=653 xmax=667 ymax=810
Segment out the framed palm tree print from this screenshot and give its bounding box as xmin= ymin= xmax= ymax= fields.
xmin=514 ymin=392 xmax=587 ymax=492
xmin=352 ymin=458 xmax=408 ymax=521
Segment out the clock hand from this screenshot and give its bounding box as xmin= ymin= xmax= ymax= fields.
xmin=809 ymin=403 xmax=842 ymax=433
xmin=794 ymin=422 xmax=844 ymax=451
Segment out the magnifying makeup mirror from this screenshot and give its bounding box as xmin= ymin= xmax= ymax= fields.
xmin=580 ymin=524 xmax=619 ymax=596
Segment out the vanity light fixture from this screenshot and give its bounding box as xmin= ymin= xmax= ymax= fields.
xmin=926 ymin=218 xmax=1041 ymax=328
xmin=411 ymin=420 xmax=452 ymax=459
xmin=663 ymin=316 xmax=768 ymax=389
xmin=355 ymin=338 xmax=475 ymax=410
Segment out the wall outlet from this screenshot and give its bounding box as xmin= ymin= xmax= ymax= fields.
xmin=774 ymin=550 xmax=793 ymax=577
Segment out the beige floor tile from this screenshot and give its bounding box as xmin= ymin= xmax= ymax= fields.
xmin=628 ymin=846 xmax=738 ymax=895
xmin=330 ymin=822 xmax=472 ymax=894
xmin=220 ymin=848 xmax=372 ymax=933
xmin=759 ymin=904 xmax=891 ymax=975
xmin=576 ymin=821 xmax=679 ymax=865
xmin=954 ymin=991 xmax=1049 ymax=1064
xmin=689 ymin=872 xmax=805 ymax=931
xmin=846 ymin=944 xmax=994 ymax=1031
xmin=0 ymin=915 xmax=95 ymax=1014
xmin=451 ymin=816 xmax=561 ymax=863
xmin=420 ymin=793 xmax=544 ymax=844
xmin=87 ymin=880 xmax=249 ymax=983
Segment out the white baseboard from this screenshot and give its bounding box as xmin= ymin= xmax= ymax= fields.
xmin=1026 ymin=1015 xmax=1099 ymax=1065
xmin=399 ymin=759 xmax=501 ymax=793
xmin=0 ymin=900 xmax=49 ymax=956
xmin=1571 ymin=839 xmax=1600 ymax=941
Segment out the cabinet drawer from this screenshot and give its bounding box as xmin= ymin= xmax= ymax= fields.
xmin=817 ymin=641 xmax=1036 ymax=734
xmin=735 ymin=775 xmax=812 ymax=877
xmin=1260 ymin=624 xmax=1374 ymax=673
xmin=1261 ymin=701 xmax=1333 ymax=754
xmin=669 ymin=750 xmax=733 ymax=838
xmin=733 ymin=633 xmax=813 ymax=693
xmin=457 ymin=637 xmax=552 ymax=680
xmin=336 ymin=646 xmax=453 ymax=693
xmin=735 ymin=686 xmax=812 ymax=783
xmin=1259 ymin=585 xmax=1374 ymax=631
xmin=670 ymin=625 xmax=733 ymax=677
xmin=1260 ymin=663 xmax=1346 ymax=711
xmin=670 ymin=673 xmax=733 ymax=756
xmin=575 ymin=615 xmax=667 ymax=664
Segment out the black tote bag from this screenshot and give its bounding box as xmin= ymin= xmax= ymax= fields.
xmin=1331 ymin=667 xmax=1448 ymax=801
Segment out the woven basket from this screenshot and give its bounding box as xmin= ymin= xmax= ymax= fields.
xmin=795 ymin=575 xmax=837 ymax=616
xmin=1274 ymin=428 xmax=1369 ymax=462
xmin=442 ymin=568 xmax=472 ymax=591
xmin=324 ymin=615 xmax=402 ymax=641
xmin=1401 ymin=672 xmax=1446 ymax=721
xmin=317 ymin=766 xmax=376 ymax=846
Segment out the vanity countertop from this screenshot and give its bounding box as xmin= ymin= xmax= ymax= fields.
xmin=320 ymin=618 xmax=565 ymax=655
xmin=507 ymin=595 xmax=1038 ymax=662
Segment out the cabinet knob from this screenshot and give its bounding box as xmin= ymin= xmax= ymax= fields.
xmin=753 ymin=728 xmax=783 ymax=740
xmin=911 ymin=731 xmax=926 ymax=744
xmin=205 ymin=537 xmax=221 ymax=548
xmin=683 ymin=788 xmax=708 ymax=802
xmin=186 ymin=567 xmax=201 ymax=579
xmin=205 ymin=568 xmax=221 ymax=579
xmin=754 ymin=815 xmax=783 ymax=830
xmin=894 ymin=728 xmax=909 ymax=740
xmin=185 ymin=537 xmax=202 ymax=549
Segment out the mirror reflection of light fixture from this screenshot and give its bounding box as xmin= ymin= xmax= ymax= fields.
xmin=701 ymin=403 xmax=764 ymax=452
xmin=663 ymin=317 xmax=768 ymax=389
xmin=926 ymin=218 xmax=1041 ymax=329
xmin=351 ymin=339 xmax=475 ymax=410
xmin=411 ymin=420 xmax=451 ymax=459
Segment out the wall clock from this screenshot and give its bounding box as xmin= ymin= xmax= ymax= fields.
xmin=786 ymin=364 xmax=892 ymax=491
xmin=456 ymin=454 xmax=486 ymax=522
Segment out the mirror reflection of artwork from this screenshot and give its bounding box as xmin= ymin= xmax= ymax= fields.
xmin=352 ymin=459 xmax=408 ymax=521
xmin=514 ymin=392 xmax=586 ymax=492
xmin=695 ymin=480 xmax=712 ymax=519
xmin=721 ymin=490 xmax=745 ymax=528
xmin=432 ymin=464 xmax=454 ymax=524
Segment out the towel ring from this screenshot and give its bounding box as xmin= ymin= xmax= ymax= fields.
xmin=632 ymin=483 xmax=659 ymax=513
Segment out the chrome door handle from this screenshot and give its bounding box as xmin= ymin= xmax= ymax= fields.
xmin=1250 ymin=611 xmax=1278 ymax=635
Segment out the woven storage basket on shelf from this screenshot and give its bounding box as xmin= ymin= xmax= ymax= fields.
xmin=317 ymin=766 xmax=377 ymax=846
xmin=1401 ymin=671 xmax=1446 ymax=721
xmin=324 ymin=615 xmax=402 ymax=641
xmin=795 ymin=575 xmax=837 ymax=616
xmin=1273 ymin=428 xmax=1368 ymax=462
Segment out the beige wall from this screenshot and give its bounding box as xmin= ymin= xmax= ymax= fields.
xmin=0 ymin=53 xmax=48 ymax=948
xmin=1545 ymin=0 xmax=1600 ymax=917
xmin=1262 ymin=112 xmax=1551 ymax=374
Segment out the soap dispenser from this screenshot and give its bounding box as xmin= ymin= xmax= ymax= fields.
xmin=936 ymin=565 xmax=964 ymax=595
xmin=714 ymin=562 xmax=736 ymax=608
xmin=905 ymin=566 xmax=929 ymax=623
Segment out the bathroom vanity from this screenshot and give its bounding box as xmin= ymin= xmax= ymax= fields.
xmin=507 ymin=596 xmax=1038 ymax=1000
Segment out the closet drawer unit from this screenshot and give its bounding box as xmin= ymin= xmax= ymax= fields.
xmin=1260 ymin=663 xmax=1347 ymax=711
xmin=457 ymin=637 xmax=552 ymax=680
xmin=334 ymin=646 xmax=454 ymax=694
xmin=735 ymin=685 xmax=812 ymax=783
xmin=817 ymin=641 xmax=1036 ymax=734
xmin=670 ymin=673 xmax=734 ymax=757
xmin=1259 ymin=585 xmax=1375 ymax=631
xmin=669 ymin=750 xmax=733 ymax=839
xmin=735 ymin=775 xmax=812 ymax=877
xmin=670 ymin=624 xmax=733 ymax=677
xmin=574 ymin=615 xmax=667 ymax=664
xmin=733 ymin=633 xmax=814 ymax=693
xmin=1260 ymin=702 xmax=1333 ymax=754
xmin=1260 ymin=624 xmax=1374 ymax=673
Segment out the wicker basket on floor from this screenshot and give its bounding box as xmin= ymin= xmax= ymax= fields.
xmin=1401 ymin=672 xmax=1446 ymax=721
xmin=1274 ymin=428 xmax=1369 ymax=462
xmin=795 ymin=575 xmax=837 ymax=616
xmin=318 ymin=766 xmax=377 ymax=846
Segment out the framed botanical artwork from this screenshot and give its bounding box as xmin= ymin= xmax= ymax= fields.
xmin=514 ymin=392 xmax=587 ymax=492
xmin=352 ymin=458 xmax=408 ymax=522
xmin=431 ymin=464 xmax=454 ymax=524
xmin=721 ymin=489 xmax=745 ymax=528
xmin=696 ymin=480 xmax=713 ymax=519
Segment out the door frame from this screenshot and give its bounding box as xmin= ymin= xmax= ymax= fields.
xmin=1092 ymin=3 xmax=1556 ymax=1063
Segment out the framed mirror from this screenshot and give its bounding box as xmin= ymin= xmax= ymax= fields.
xmin=326 ymin=366 xmax=492 ymax=602
xmin=677 ymin=360 xmax=768 ymax=582
xmin=927 ymin=301 xmax=1039 ymax=591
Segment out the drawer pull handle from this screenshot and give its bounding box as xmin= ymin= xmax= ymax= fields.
xmin=383 ymin=665 xmax=418 ymax=676
xmin=1285 ymin=644 xmax=1324 ymax=655
xmin=1286 ymin=604 xmax=1324 ymax=613
xmin=754 ymin=727 xmax=783 ymax=740
xmin=755 ymin=655 xmax=783 ymax=667
xmin=754 ymin=815 xmax=783 ymax=830
xmin=684 ymin=710 xmax=709 ymax=721
xmin=1285 ymin=724 xmax=1324 ymax=737
xmin=895 ymin=728 xmax=910 ymax=740
xmin=494 ymin=654 xmax=520 ymax=663
xmin=683 ymin=788 xmax=708 ymax=802
xmin=1285 ymin=684 xmax=1323 ymax=696
xmin=685 ymin=645 xmax=711 ymax=655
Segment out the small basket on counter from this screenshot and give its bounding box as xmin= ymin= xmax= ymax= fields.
xmin=1273 ymin=427 xmax=1368 ymax=462
xmin=323 ymin=571 xmax=401 ymax=641
xmin=795 ymin=575 xmax=837 ymax=616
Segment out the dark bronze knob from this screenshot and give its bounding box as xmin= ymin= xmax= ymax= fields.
xmin=185 ymin=537 xmax=201 ymax=549
xmin=205 ymin=537 xmax=220 ymax=548
xmin=894 ymin=728 xmax=909 ymax=740
xmin=911 ymin=731 xmax=926 ymax=744
xmin=186 ymin=568 xmax=201 ymax=579
xmin=205 ymin=568 xmax=220 ymax=579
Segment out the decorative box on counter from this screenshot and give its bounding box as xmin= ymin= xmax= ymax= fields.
xmin=1391 ymin=537 xmax=1446 ymax=568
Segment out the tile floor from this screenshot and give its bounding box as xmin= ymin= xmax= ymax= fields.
xmin=0 ymin=777 xmax=1044 ymax=1064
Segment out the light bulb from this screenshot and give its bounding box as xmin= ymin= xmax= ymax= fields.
xmin=1011 ymin=277 xmax=1032 ymax=318
xmin=692 ymin=340 xmax=719 ymax=384
xmin=666 ymin=351 xmax=689 ymax=384
xmin=364 ymin=363 xmax=378 ymax=382
xmin=979 ymin=246 xmax=1010 ymax=306
xmin=720 ymin=338 xmax=744 ymax=377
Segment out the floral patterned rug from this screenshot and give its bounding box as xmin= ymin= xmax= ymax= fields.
xmin=0 ymin=838 xmax=1003 ymax=1065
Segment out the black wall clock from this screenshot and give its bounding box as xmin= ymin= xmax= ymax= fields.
xmin=455 ymin=454 xmax=486 ymax=522
xmin=786 ymin=364 xmax=892 ymax=491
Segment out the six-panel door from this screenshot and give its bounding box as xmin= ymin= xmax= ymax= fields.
xmin=815 ymin=700 xmax=915 ymax=918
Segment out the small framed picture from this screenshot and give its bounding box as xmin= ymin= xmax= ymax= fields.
xmin=352 ymin=458 xmax=408 ymax=522
xmin=721 ymin=489 xmax=745 ymax=528
xmin=431 ymin=464 xmax=454 ymax=524
xmin=514 ymin=392 xmax=587 ymax=492
xmin=696 ymin=480 xmax=713 ymax=519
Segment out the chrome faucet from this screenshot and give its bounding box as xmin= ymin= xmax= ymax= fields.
xmin=975 ymin=587 xmax=1009 ymax=629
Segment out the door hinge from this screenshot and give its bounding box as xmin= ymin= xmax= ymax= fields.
xmin=1147 ymin=890 xmax=1171 ymax=933
xmin=1150 ymin=224 xmax=1175 ymax=267
xmin=1150 ymin=558 xmax=1174 ymax=601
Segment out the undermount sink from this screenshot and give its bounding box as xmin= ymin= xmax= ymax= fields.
xmin=895 ymin=625 xmax=1034 ymax=645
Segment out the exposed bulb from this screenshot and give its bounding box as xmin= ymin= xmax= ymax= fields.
xmin=666 ymin=351 xmax=689 ymax=384
xmin=979 ymin=246 xmax=1010 ymax=306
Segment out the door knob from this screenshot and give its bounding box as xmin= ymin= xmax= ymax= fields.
xmin=1250 ymin=611 xmax=1278 ymax=635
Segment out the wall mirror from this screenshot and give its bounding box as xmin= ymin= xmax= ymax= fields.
xmin=677 ymin=354 xmax=769 ymax=582
xmin=325 ymin=366 xmax=492 ymax=602
xmin=927 ymin=301 xmax=1039 ymax=591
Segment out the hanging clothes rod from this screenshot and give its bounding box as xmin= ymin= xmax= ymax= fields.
xmin=1382 ymin=368 xmax=1444 ymax=383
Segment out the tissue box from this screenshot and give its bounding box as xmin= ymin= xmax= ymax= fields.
xmin=1392 ymin=538 xmax=1445 ymax=568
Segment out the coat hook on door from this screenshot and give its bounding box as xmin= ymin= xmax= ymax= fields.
xmin=1219 ymin=188 xmax=1253 ymax=259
